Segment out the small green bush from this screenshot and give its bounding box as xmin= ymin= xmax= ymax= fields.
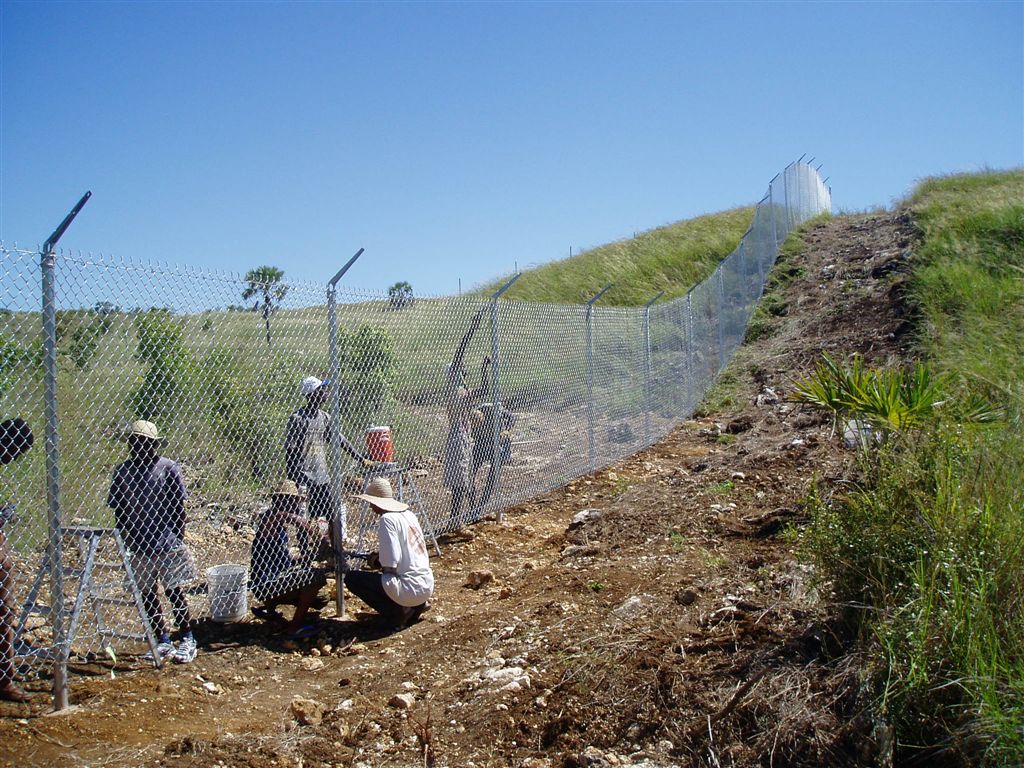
xmin=131 ymin=310 xmax=192 ymax=423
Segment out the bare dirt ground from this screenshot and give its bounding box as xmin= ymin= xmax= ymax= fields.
xmin=0 ymin=211 xmax=917 ymax=768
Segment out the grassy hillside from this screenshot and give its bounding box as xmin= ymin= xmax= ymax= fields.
xmin=799 ymin=168 xmax=1024 ymax=765
xmin=485 ymin=206 xmax=755 ymax=306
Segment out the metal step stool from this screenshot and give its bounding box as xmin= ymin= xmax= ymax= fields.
xmin=14 ymin=526 xmax=162 ymax=669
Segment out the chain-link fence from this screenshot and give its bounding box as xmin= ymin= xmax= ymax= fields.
xmin=0 ymin=160 xmax=830 ymax=708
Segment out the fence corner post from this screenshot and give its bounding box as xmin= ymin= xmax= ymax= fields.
xmin=327 ymin=247 xmax=364 ymax=618
xmin=39 ymin=191 xmax=91 ymax=712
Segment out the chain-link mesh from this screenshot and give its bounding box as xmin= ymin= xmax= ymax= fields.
xmin=0 ymin=160 xmax=830 ymax=702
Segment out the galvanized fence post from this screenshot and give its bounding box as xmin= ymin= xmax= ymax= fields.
xmin=715 ymin=269 xmax=726 ymax=371
xmin=327 ymin=248 xmax=363 ymax=618
xmin=642 ymin=292 xmax=663 ymax=445
xmin=489 ymin=273 xmax=520 ymax=523
xmin=784 ymin=161 xmax=795 ymax=234
xmin=684 ymin=291 xmax=695 ymax=412
xmin=585 ymin=285 xmax=612 ymax=468
xmin=768 ymin=178 xmax=780 ymax=254
xmin=39 ymin=191 xmax=90 ymax=711
xmin=40 ymin=247 xmax=67 ymax=711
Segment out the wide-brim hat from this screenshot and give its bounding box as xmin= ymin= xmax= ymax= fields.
xmin=124 ymin=420 xmax=162 ymax=442
xmin=353 ymin=476 xmax=408 ymax=512
xmin=271 ymin=479 xmax=306 ymax=499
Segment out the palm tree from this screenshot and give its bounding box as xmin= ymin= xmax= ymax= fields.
xmin=388 ymin=280 xmax=414 ymax=310
xmin=242 ymin=266 xmax=288 ymax=346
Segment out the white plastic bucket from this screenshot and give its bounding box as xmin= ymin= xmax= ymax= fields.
xmin=206 ymin=564 xmax=248 ymax=622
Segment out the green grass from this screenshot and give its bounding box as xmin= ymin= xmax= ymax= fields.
xmin=483 ymin=207 xmax=756 ymax=306
xmin=799 ymin=168 xmax=1024 ymax=765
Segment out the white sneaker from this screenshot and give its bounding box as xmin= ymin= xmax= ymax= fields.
xmin=173 ymin=636 xmax=197 ymax=664
xmin=143 ymin=640 xmax=176 ymax=661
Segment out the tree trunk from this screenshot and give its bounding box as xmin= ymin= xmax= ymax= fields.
xmin=263 ymin=294 xmax=272 ymax=346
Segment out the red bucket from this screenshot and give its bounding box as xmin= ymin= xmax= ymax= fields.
xmin=366 ymin=426 xmax=394 ymax=463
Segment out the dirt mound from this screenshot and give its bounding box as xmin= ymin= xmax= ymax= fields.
xmin=0 ymin=212 xmax=917 ymax=768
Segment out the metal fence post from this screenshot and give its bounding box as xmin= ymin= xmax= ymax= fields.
xmin=685 ymin=291 xmax=695 ymax=412
xmin=488 ymin=273 xmax=520 ymax=523
xmin=585 ymin=285 xmax=613 ymax=468
xmin=768 ymin=179 xmax=780 ymax=254
xmin=715 ymin=269 xmax=726 ymax=371
xmin=783 ymin=162 xmax=794 ymax=234
xmin=39 ymin=191 xmax=90 ymax=712
xmin=327 ymin=248 xmax=364 ymax=618
xmin=642 ymin=292 xmax=663 ymax=445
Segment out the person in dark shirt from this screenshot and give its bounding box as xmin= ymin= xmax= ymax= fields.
xmin=250 ymin=480 xmax=327 ymax=638
xmin=107 ymin=420 xmax=198 ymax=664
xmin=1 ymin=418 xmax=33 ymax=702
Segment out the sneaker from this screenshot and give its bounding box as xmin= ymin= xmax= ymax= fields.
xmin=173 ymin=636 xmax=197 ymax=664
xmin=143 ymin=640 xmax=176 ymax=661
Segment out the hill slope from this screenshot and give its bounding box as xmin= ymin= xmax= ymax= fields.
xmin=485 ymin=206 xmax=755 ymax=306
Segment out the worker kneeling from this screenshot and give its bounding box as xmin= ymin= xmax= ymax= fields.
xmin=347 ymin=477 xmax=433 ymax=629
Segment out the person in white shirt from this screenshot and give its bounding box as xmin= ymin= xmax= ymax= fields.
xmin=346 ymin=477 xmax=432 ymax=629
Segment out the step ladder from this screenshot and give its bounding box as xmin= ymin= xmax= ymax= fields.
xmin=353 ymin=464 xmax=441 ymax=557
xmin=14 ymin=526 xmax=163 ymax=669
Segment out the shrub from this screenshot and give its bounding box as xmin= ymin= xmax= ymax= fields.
xmin=131 ymin=310 xmax=192 ymax=423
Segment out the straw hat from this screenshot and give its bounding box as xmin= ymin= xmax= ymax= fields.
xmin=125 ymin=420 xmax=161 ymax=441
xmin=271 ymin=479 xmax=306 ymax=499
xmin=353 ymin=477 xmax=408 ymax=513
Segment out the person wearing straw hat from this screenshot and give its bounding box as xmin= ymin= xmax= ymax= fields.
xmin=249 ymin=480 xmax=329 ymax=638
xmin=107 ymin=420 xmax=198 ymax=664
xmin=285 ymin=376 xmax=373 ymax=554
xmin=0 ymin=418 xmax=34 ymax=702
xmin=346 ymin=477 xmax=432 ymax=629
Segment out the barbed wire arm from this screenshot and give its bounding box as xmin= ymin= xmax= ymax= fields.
xmin=449 ymin=305 xmax=487 ymax=376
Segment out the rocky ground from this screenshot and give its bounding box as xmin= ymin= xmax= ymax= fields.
xmin=0 ymin=211 xmax=917 ymax=768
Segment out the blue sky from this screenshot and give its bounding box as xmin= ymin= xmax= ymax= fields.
xmin=2 ymin=1 xmax=1021 ymax=298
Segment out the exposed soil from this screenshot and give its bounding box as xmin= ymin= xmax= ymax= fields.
xmin=0 ymin=211 xmax=917 ymax=768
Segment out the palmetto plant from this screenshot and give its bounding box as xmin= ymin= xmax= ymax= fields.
xmin=789 ymin=353 xmax=965 ymax=446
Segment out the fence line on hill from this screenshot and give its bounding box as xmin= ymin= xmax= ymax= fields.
xmin=0 ymin=160 xmax=830 ymax=709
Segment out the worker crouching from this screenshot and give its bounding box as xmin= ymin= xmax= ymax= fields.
xmin=346 ymin=477 xmax=432 ymax=629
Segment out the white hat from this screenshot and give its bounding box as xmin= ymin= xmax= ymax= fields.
xmin=353 ymin=477 xmax=409 ymax=513
xmin=299 ymin=376 xmax=329 ymax=397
